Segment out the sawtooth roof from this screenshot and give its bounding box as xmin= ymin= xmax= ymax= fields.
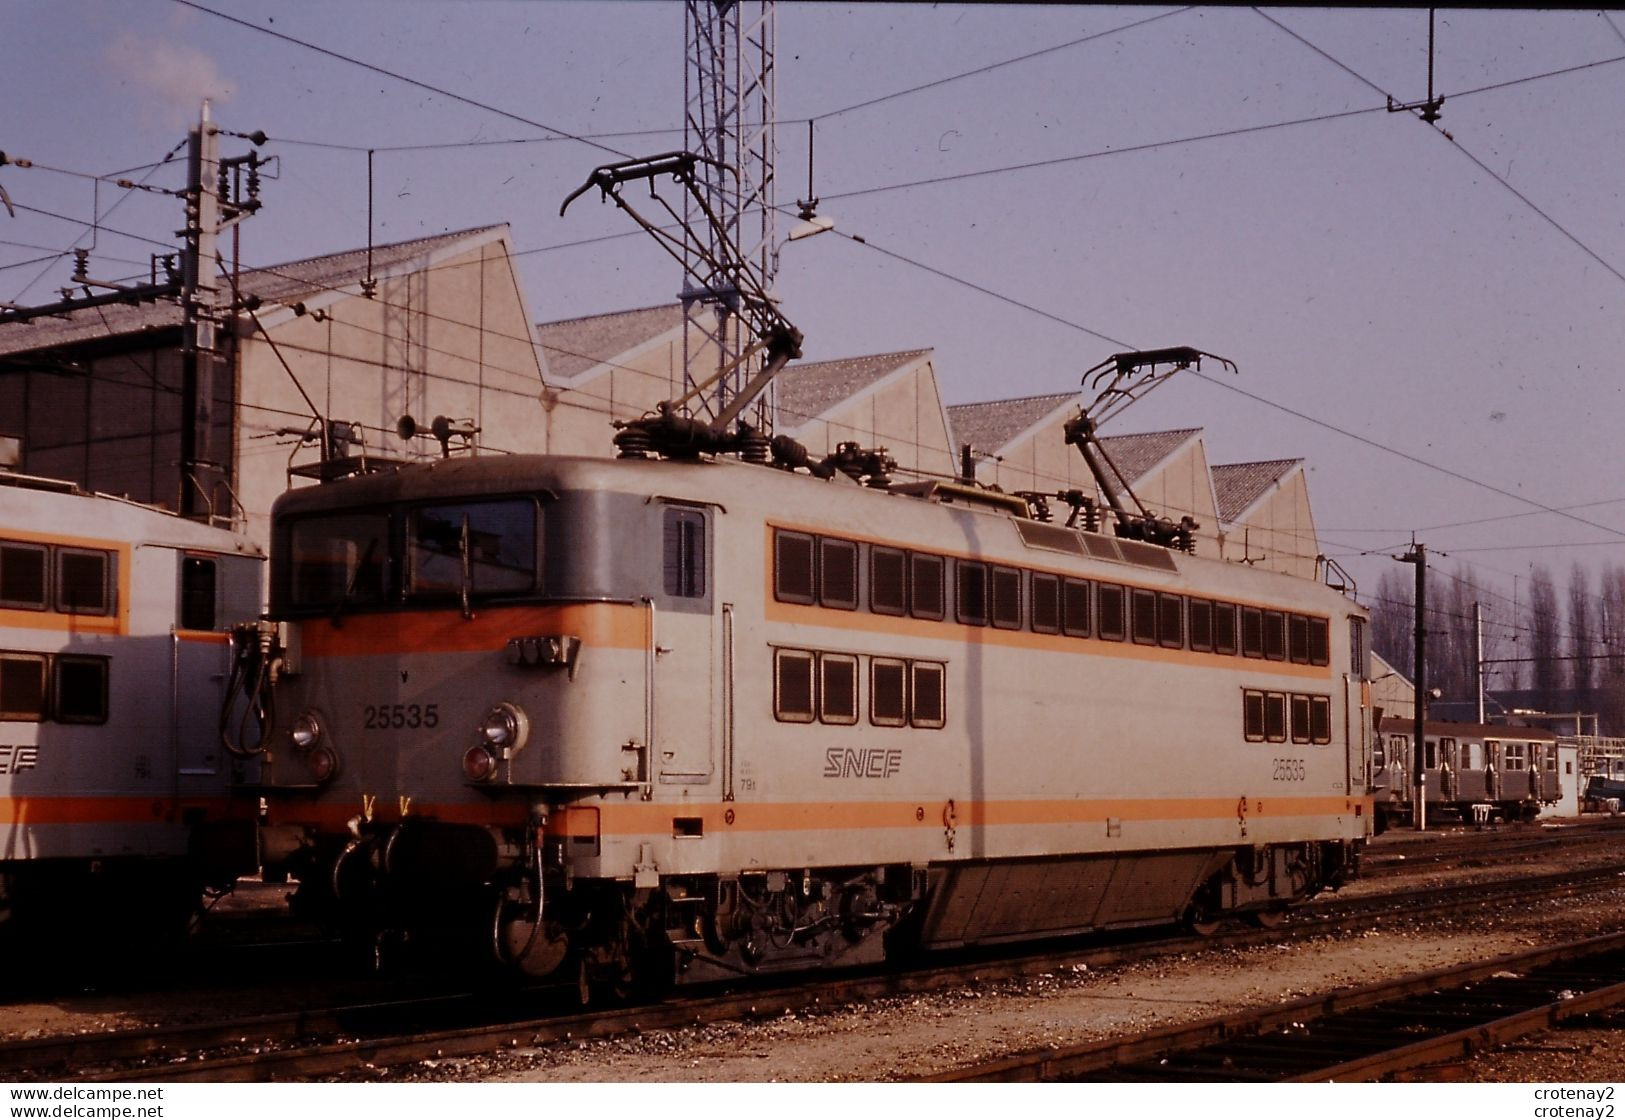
xmin=0 ymin=226 xmax=508 ymax=358
xmin=536 ymin=303 xmax=685 ymax=382
xmin=945 ymin=392 xmax=1077 ymax=456
xmin=776 ymin=349 xmax=931 ymax=430
xmin=1096 ymin=427 xmax=1203 ymax=485
xmin=1212 ymin=458 xmax=1302 ymax=523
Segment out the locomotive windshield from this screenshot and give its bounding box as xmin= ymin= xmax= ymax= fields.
xmin=289 ymin=512 xmax=390 ymax=609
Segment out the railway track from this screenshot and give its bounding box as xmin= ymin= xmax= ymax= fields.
xmin=1360 ymin=816 xmax=1625 ymax=878
xmin=5 ymin=860 xmax=1623 ymax=1083
xmin=925 ymin=931 xmax=1625 ymax=1082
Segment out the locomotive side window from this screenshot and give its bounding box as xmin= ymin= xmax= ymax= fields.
xmin=1213 ymin=602 xmax=1238 ymax=655
xmin=1291 ymin=695 xmax=1311 ymax=744
xmin=1288 ymin=614 xmax=1310 ymax=664
xmin=1030 ymin=573 xmax=1060 ymax=634
xmin=1130 ymin=588 xmax=1157 ymax=646
xmin=1349 ymin=617 xmax=1369 ymax=679
xmin=1159 ymin=593 xmax=1184 ymax=649
xmin=991 ymin=566 xmax=1021 ymax=630
xmin=773 ymin=649 xmax=815 ymax=723
xmin=289 ymin=512 xmax=390 ymax=609
xmin=956 ymin=560 xmax=988 ymax=626
xmin=1189 ymin=598 xmax=1213 ymax=652
xmin=871 ymin=658 xmax=907 ymax=727
xmin=819 ymin=653 xmax=859 ymax=725
xmin=818 ymin=538 xmax=859 ymax=611
xmin=0 ymin=542 xmax=48 ymax=610
xmin=869 ymin=547 xmax=906 ymax=616
xmin=662 ymin=507 xmax=706 ymax=599
xmin=1062 ymin=578 xmax=1091 ymax=638
xmin=0 ymin=653 xmax=47 ymax=721
xmin=1240 ymin=607 xmax=1264 ymax=658
xmin=180 ymin=556 xmax=217 ymax=631
xmin=1263 ymin=692 xmax=1287 ymax=742
xmin=773 ymin=531 xmax=816 ymax=604
xmin=910 ymin=554 xmax=945 ymax=620
xmin=911 ymin=661 xmax=946 ymax=729
xmin=1262 ymin=610 xmax=1286 ymax=661
xmin=1097 ymin=584 xmax=1126 ymax=642
xmin=56 ymin=548 xmax=112 ymax=615
xmin=1308 ymin=617 xmax=1330 ymax=666
xmin=1243 ymin=690 xmax=1265 ymax=742
xmin=54 ymin=655 xmax=108 ymax=724
xmin=1309 ymin=696 xmax=1331 ymax=744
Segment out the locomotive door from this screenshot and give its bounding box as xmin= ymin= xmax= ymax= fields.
xmin=651 ymin=504 xmax=717 ymax=784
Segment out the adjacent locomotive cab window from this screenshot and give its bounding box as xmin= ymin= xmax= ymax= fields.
xmin=1308 ymin=617 xmax=1331 ymax=666
xmin=818 ymin=538 xmax=859 ymax=611
xmin=773 ymin=531 xmax=816 ymax=604
xmin=956 ymin=560 xmax=988 ymax=626
xmin=819 ymin=653 xmax=859 ymax=725
xmin=910 ymin=661 xmax=946 ymax=729
xmin=991 ymin=566 xmax=1021 ymax=630
xmin=1130 ymin=588 xmax=1157 ymax=646
xmin=1263 ymin=692 xmax=1287 ymax=743
xmin=56 ymin=548 xmax=112 ymax=615
xmin=1159 ymin=593 xmax=1184 ymax=649
xmin=773 ymin=649 xmax=815 ymax=723
xmin=661 ymin=507 xmax=706 ymax=599
xmin=410 ymin=499 xmax=539 ymax=598
xmin=1262 ymin=610 xmax=1286 ymax=661
xmin=1189 ymin=598 xmax=1213 ymax=652
xmin=0 ymin=653 xmax=47 ymax=721
xmin=1030 ymin=573 xmax=1060 ymax=634
xmin=1213 ymin=602 xmax=1238 ymax=655
xmin=1240 ymin=607 xmax=1264 ymax=659
xmin=180 ymin=556 xmax=217 ymax=631
xmin=1096 ymin=584 xmax=1125 ymax=642
xmin=870 ymin=547 xmax=906 ymax=616
xmin=910 ymin=554 xmax=945 ymax=620
xmin=0 ymin=542 xmax=48 ymax=610
xmin=1062 ymin=578 xmax=1091 ymax=638
xmin=871 ymin=658 xmax=908 ymax=727
xmin=54 ymin=655 xmax=109 ymax=724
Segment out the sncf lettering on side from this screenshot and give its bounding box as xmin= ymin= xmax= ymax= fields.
xmin=0 ymin=746 xmax=39 ymax=774
xmin=823 ymin=748 xmax=902 ymax=779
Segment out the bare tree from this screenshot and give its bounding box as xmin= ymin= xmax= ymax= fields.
xmin=1597 ymin=563 xmax=1625 ymax=733
xmin=1569 ymin=562 xmax=1596 ymax=699
xmin=1371 ymin=568 xmax=1413 ymax=681
xmin=1529 ymin=564 xmax=1561 ymax=712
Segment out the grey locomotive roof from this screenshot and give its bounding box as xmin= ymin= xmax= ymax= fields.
xmin=535 ymin=303 xmax=686 ymax=383
xmin=776 ymin=349 xmax=931 ymax=429
xmin=946 ymin=393 xmax=1077 ymax=456
xmin=0 ymin=225 xmax=507 ymax=358
xmin=1212 ymin=458 xmax=1302 ymax=523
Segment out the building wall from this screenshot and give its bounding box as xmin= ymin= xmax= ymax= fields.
xmin=787 ymin=361 xmax=956 ymax=479
xmin=538 ymin=329 xmax=701 ymax=459
xmin=1220 ymin=472 xmax=1319 ymax=580
xmin=973 ymin=412 xmax=1097 ymax=501
xmin=1129 ymin=439 xmax=1221 ymax=558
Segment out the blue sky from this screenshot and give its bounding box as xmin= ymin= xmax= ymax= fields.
xmin=5 ymin=3 xmax=1625 ymax=620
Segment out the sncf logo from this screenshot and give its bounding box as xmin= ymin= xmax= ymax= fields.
xmin=0 ymin=746 xmax=40 ymax=774
xmin=823 ymin=748 xmax=902 ymax=779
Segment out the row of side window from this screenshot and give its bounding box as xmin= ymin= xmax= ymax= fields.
xmin=773 ymin=529 xmax=1331 ymax=664
xmin=773 ymin=647 xmax=946 ymax=729
xmin=0 ymin=651 xmax=110 ymax=724
xmin=1242 ymin=689 xmax=1332 ymax=744
xmin=0 ymin=540 xmax=115 ymax=616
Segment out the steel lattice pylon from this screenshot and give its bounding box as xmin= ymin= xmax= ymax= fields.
xmin=682 ymin=0 xmax=777 ymax=429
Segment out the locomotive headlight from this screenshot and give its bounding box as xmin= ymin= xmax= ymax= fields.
xmin=305 ymin=745 xmax=340 ymax=783
xmin=462 ymin=744 xmax=499 ymax=783
xmin=290 ymin=711 xmax=323 ymax=751
xmin=479 ymin=702 xmax=530 ymax=753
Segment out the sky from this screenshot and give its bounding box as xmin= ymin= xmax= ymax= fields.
xmin=5 ymin=2 xmax=1625 ymax=640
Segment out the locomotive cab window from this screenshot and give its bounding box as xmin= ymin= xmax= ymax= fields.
xmin=409 ymin=499 xmax=538 ymax=599
xmin=818 ymin=538 xmax=859 ymax=610
xmin=870 ymin=547 xmax=906 ymax=615
xmin=0 ymin=542 xmax=47 ymax=610
xmin=56 ymin=548 xmax=112 ymax=615
xmin=773 ymin=530 xmax=816 ymax=604
xmin=661 ymin=507 xmax=706 ymax=599
xmin=288 ymin=512 xmax=391 ymax=609
xmin=0 ymin=653 xmax=47 ymax=722
xmin=179 ymin=556 xmax=217 ymax=631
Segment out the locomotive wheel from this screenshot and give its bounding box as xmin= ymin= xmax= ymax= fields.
xmin=1246 ymin=908 xmax=1287 ymax=929
xmin=1188 ymin=916 xmax=1222 ymax=937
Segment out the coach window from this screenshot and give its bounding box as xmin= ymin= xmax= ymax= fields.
xmin=0 ymin=653 xmax=46 ymax=722
xmin=870 ymin=547 xmax=906 ymax=616
xmin=1263 ymin=610 xmax=1286 ymax=661
xmin=819 ymin=653 xmax=859 ymax=725
xmin=1189 ymin=599 xmax=1213 ymax=652
xmin=773 ymin=649 xmax=815 ymax=724
xmin=1159 ymin=593 xmax=1184 ymax=649
xmin=911 ymin=662 xmax=946 ymax=729
xmin=1240 ymin=607 xmax=1264 ymax=658
xmin=871 ymin=658 xmax=907 ymax=727
xmin=1290 ymin=694 xmax=1311 ymax=744
xmin=1505 ymin=742 xmax=1527 ymax=771
xmin=1030 ymin=573 xmax=1060 ymax=634
xmin=956 ymin=560 xmax=989 ymax=626
xmin=54 ymin=655 xmax=109 ymax=724
xmin=1423 ymin=739 xmax=1439 ymax=769
xmin=1262 ymin=692 xmax=1287 ymax=742
xmin=1308 ymin=617 xmax=1331 ymax=666
xmin=991 ymin=566 xmax=1022 ymax=630
xmin=56 ymin=548 xmax=112 ymax=615
xmin=180 ymin=556 xmax=217 ymax=631
xmin=1097 ymin=584 xmax=1126 ymax=642
xmin=0 ymin=542 xmax=47 ymax=610
xmin=910 ymin=554 xmax=945 ymax=620
xmin=1213 ymin=602 xmax=1238 ymax=656
xmin=662 ymin=507 xmax=706 ymax=599
xmin=819 ymin=538 xmax=859 ymax=610
xmin=1243 ymin=690 xmax=1265 ymax=742
xmin=1310 ymin=696 xmax=1331 ymax=744
xmin=1062 ymin=578 xmax=1092 ymax=638
xmin=1440 ymin=736 xmax=1458 ymax=770
xmin=774 ymin=530 xmax=816 ymax=604
xmin=1130 ymin=588 xmax=1157 ymax=646
xmin=1288 ymin=614 xmax=1310 ymax=664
